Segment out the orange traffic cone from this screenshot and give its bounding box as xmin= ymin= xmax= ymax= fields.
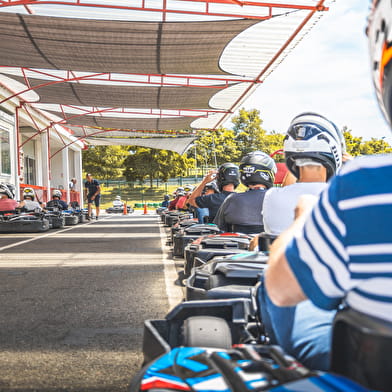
xmin=143 ymin=203 xmax=148 ymax=215
xmin=123 ymin=203 xmax=128 ymax=215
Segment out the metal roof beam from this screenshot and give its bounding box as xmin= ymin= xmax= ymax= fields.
xmin=0 ymin=67 xmax=258 ymax=105
xmin=0 ymin=0 xmax=328 ymax=20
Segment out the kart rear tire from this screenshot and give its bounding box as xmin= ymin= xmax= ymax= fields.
xmin=65 ymin=215 xmax=79 ymax=226
xmin=182 ymin=316 xmax=232 ymax=349
xmin=51 ymin=217 xmax=65 ymax=229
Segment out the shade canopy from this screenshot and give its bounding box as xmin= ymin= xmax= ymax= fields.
xmin=0 ymin=1 xmax=329 ymax=154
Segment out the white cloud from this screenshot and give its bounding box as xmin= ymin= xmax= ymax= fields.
xmin=226 ymin=0 xmax=391 ymax=141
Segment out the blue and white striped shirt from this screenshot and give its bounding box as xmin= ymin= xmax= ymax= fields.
xmin=286 ymin=154 xmax=392 ymax=322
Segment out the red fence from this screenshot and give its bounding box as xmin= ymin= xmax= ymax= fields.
xmin=20 ymin=184 xmax=80 ymax=204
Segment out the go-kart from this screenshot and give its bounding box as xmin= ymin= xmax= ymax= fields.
xmin=186 ymin=251 xmax=268 ymax=301
xmin=184 ymin=233 xmax=252 ymax=276
xmin=106 ymin=204 xmax=133 ymax=214
xmin=170 ymin=217 xmax=198 ymax=244
xmin=44 ymin=206 xmax=65 ymax=229
xmin=134 ymin=298 xmax=390 ymax=391
xmin=69 ymin=202 xmax=89 ymax=223
xmin=0 ymin=209 xmax=50 ymax=233
xmin=172 ymin=223 xmax=221 ymax=257
xmin=156 ymin=206 xmax=167 ymax=215
xmin=164 ymin=211 xmax=193 ymax=227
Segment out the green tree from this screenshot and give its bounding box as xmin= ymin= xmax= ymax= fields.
xmin=82 ymin=145 xmax=128 ymax=180
xmin=123 ymin=147 xmax=192 ymax=187
xmin=191 ymin=127 xmax=241 ymax=168
xmin=343 ymin=127 xmax=392 ymax=156
xmin=343 ymin=127 xmax=363 ymax=156
xmin=232 ymin=108 xmax=267 ymax=154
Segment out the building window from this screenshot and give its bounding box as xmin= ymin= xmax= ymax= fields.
xmin=0 ymin=129 xmax=11 ymax=175
xmin=24 ymin=156 xmax=36 ymax=185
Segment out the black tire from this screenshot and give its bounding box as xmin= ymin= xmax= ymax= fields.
xmin=79 ymin=214 xmax=87 ymax=223
xmin=65 ymin=215 xmax=79 ymax=226
xmin=128 ymin=363 xmax=151 ymax=392
xmin=51 ymin=217 xmax=65 ymax=229
xmin=182 ymin=316 xmax=232 ymax=349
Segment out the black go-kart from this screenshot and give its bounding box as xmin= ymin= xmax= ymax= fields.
xmin=44 ymin=207 xmax=65 ymax=229
xmin=106 ymin=204 xmax=134 ymax=214
xmin=170 ymin=217 xmax=198 ymax=245
xmin=134 ymin=297 xmax=390 ymax=392
xmin=183 ymin=233 xmax=252 ymax=276
xmin=186 ymin=251 xmax=268 ymax=301
xmin=0 ymin=209 xmax=50 ymax=233
xmin=164 ymin=211 xmax=193 ymax=228
xmin=172 ymin=223 xmax=221 ymax=257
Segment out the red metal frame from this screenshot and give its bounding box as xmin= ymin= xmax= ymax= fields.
xmin=19 ymin=104 xmax=215 ymax=149
xmin=0 ymin=67 xmax=259 ymax=106
xmin=0 ymin=1 xmax=328 ymax=21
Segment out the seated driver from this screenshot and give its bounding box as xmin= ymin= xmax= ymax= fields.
xmin=0 ymin=183 xmax=19 ymax=211
xmin=262 ymin=112 xmax=344 ymax=236
xmin=262 ymin=1 xmax=392 ymax=372
xmin=214 ymin=151 xmax=276 ymax=234
xmin=113 ymin=195 xmax=123 ymax=207
xmin=46 ymin=189 xmax=68 ymax=210
xmin=256 ymin=113 xmax=344 ymax=370
xmin=19 ymin=187 xmax=42 ymax=211
xmin=188 ymin=163 xmax=240 ymax=223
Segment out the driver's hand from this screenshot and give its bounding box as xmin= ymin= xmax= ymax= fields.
xmin=204 ymin=169 xmax=218 ymax=183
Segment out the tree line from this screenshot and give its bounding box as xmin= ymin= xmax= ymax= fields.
xmin=82 ymin=108 xmax=392 ymax=185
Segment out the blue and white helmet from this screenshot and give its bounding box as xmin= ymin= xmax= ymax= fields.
xmin=367 ymin=0 xmax=392 ymax=127
xmin=284 ymin=112 xmax=343 ymax=180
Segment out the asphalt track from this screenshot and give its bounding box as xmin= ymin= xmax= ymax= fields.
xmin=0 ymin=212 xmax=183 ymax=392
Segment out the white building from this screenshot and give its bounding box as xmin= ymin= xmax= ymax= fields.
xmin=0 ymin=83 xmax=83 ymax=205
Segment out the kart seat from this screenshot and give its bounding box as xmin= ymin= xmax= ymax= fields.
xmin=206 ymin=285 xmax=252 ymax=300
xmin=330 ymin=307 xmax=392 ymax=391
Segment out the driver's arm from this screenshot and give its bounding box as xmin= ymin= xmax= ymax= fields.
xmin=188 ymin=170 xmax=217 ymax=208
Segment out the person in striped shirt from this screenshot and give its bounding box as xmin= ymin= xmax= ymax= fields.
xmin=260 ymin=0 xmax=392 ymax=371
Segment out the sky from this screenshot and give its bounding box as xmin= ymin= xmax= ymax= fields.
xmin=230 ymin=0 xmax=392 ymax=142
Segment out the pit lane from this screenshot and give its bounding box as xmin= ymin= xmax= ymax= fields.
xmin=0 ymin=212 xmax=183 ymax=392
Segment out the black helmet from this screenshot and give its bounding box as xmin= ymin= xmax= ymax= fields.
xmin=216 ymin=163 xmax=240 ymax=191
xmin=239 ymin=151 xmax=277 ymax=188
xmin=164 ymin=194 xmax=170 ymax=201
xmin=203 ymin=181 xmax=219 ymax=194
xmin=284 ymin=112 xmax=343 ymax=180
xmin=367 ymin=0 xmax=392 ymax=127
xmin=0 ymin=183 xmax=15 ymax=199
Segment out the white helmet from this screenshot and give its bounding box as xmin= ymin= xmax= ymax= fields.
xmin=23 ymin=187 xmax=35 ymax=200
xmin=0 ymin=183 xmax=14 ymax=199
xmin=367 ymin=0 xmax=392 ymax=126
xmin=52 ymin=189 xmax=62 ymax=199
xmin=284 ymin=113 xmax=343 ymax=180
xmin=115 ymin=195 xmax=121 ymax=200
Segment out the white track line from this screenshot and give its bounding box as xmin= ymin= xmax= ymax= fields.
xmin=0 ymin=218 xmax=103 ymax=252
xmin=159 ymin=219 xmax=184 ymax=309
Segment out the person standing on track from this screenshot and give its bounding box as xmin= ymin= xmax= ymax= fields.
xmin=84 ymin=174 xmax=101 ymax=220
